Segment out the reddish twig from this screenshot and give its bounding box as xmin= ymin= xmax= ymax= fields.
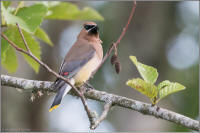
xmin=115 ymin=1 xmax=137 ymax=46
xmin=91 ymin=1 xmax=137 ymax=77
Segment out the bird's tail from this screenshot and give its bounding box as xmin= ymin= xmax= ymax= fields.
xmin=49 ymin=78 xmax=75 ymax=112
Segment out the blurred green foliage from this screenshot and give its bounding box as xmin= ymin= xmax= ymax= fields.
xmin=34 ymin=28 xmax=53 ymax=46
xmin=1 ymin=1 xmax=104 ymax=73
xmin=44 ymin=1 xmax=104 ymax=20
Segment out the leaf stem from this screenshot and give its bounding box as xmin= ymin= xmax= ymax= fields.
xmin=14 ymin=1 xmax=24 ymax=15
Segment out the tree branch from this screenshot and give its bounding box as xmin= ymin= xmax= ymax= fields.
xmin=1 ymin=75 xmax=199 ymax=131
xmin=1 ymin=24 xmax=96 ymax=129
xmin=90 ymin=101 xmax=113 ymax=130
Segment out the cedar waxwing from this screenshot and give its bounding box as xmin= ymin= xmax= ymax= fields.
xmin=49 ymin=22 xmax=103 ymax=112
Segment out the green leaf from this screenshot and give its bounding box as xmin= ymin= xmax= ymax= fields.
xmin=129 ymin=56 xmax=158 ymax=84
xmin=1 ymin=4 xmax=30 ymax=31
xmin=2 ymin=1 xmax=11 ymax=8
xmin=1 ymin=36 xmax=10 ymax=62
xmin=2 ymin=4 xmax=48 ymax=33
xmin=1 ymin=45 xmax=18 ymax=73
xmin=16 ymin=4 xmax=48 ymax=33
xmin=14 ymin=1 xmax=25 ymax=15
xmin=158 ymin=80 xmax=186 ymax=100
xmin=22 ymin=30 xmax=41 ymax=73
xmin=157 ymin=80 xmax=171 ymax=91
xmin=126 ymin=78 xmax=158 ymax=98
xmin=2 ymin=26 xmax=41 ymax=73
xmin=38 ymin=1 xmax=61 ymax=8
xmin=7 ymin=7 xmax=16 ymax=14
xmin=45 ymin=2 xmax=104 ymax=21
xmin=1 ymin=25 xmax=18 ymax=73
xmin=34 ymin=28 xmax=53 ymax=46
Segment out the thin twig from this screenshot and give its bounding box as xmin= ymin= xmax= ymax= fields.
xmin=1 ymin=26 xmax=95 ymax=128
xmin=16 ymin=23 xmax=31 ymax=53
xmin=91 ymin=1 xmax=137 ymax=77
xmin=90 ymin=102 xmax=113 ymax=130
xmin=1 ymin=33 xmax=29 ymax=54
xmin=115 ymin=1 xmax=137 ymax=46
xmin=1 ymin=75 xmax=199 ymax=131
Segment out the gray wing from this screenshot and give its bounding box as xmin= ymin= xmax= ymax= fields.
xmin=59 ymin=49 xmax=95 ymax=78
xmin=53 ymin=42 xmax=95 ymax=90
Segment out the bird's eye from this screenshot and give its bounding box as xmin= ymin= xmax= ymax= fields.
xmin=84 ymin=25 xmax=94 ymax=30
xmin=84 ymin=25 xmax=90 ymax=30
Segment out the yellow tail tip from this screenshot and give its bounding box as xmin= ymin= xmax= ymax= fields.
xmin=49 ymin=104 xmax=60 ymax=112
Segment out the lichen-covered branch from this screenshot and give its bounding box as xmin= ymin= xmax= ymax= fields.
xmin=1 ymin=75 xmax=199 ymax=131
xmin=90 ymin=101 xmax=113 ymax=130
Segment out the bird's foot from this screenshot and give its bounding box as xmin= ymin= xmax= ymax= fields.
xmin=84 ymin=82 xmax=95 ymax=89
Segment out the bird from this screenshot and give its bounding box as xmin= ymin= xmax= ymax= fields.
xmin=49 ymin=22 xmax=103 ymax=112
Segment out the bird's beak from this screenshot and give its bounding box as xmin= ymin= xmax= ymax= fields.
xmin=88 ymin=25 xmax=99 ymax=35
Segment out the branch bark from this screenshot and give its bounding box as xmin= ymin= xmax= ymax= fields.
xmin=2 ymin=23 xmax=96 ymax=128
xmin=90 ymin=101 xmax=113 ymax=130
xmin=1 ymin=75 xmax=199 ymax=131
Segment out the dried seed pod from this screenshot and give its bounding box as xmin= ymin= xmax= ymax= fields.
xmin=111 ymin=54 xmax=118 ymax=65
xmin=115 ymin=61 xmax=121 ymax=74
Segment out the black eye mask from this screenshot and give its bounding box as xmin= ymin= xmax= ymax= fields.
xmin=84 ymin=25 xmax=95 ymax=30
